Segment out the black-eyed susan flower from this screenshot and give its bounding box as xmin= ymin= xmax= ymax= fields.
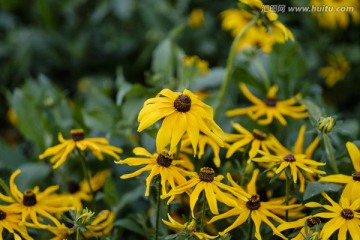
xmin=137 ymin=89 xmax=224 ymax=154
xmin=83 ymin=210 xmax=115 ymax=238
xmin=319 ymin=141 xmax=360 ymax=203
xmin=0 ymin=169 xmax=73 ymax=228
xmin=208 ymin=169 xmax=301 ymax=239
xmin=225 ymin=122 xmax=287 ymax=160
xmin=0 ymin=205 xmax=33 ymax=240
xmin=63 ymin=169 xmax=111 ymax=209
xmin=162 ymin=167 xmax=245 ymax=218
xmin=305 ymin=191 xmax=360 ymax=240
xmin=320 ymin=53 xmax=351 ymax=87
xmin=181 ymin=133 xmax=222 ymax=168
xmin=162 ymin=214 xmax=217 ymax=239
xmin=310 ymin=0 xmax=360 ymax=29
xmin=39 ymin=129 xmax=123 ymax=169
xmin=277 ymin=216 xmax=322 ymax=240
xmin=227 ymin=83 xmax=308 ymax=125
xmin=260 ymin=125 xmax=321 ymax=192
xmin=116 ymin=147 xmax=190 ymax=196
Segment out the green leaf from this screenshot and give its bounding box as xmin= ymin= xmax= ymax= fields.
xmin=115 ymin=218 xmax=147 ymax=237
xmin=303 ymin=182 xmax=342 ymax=201
xmin=0 ymin=139 xmax=27 ymax=170
xmin=16 ymin=162 xmax=52 ymax=189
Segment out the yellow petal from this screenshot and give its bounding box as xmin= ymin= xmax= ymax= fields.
xmin=346 ymin=142 xmax=360 ymax=172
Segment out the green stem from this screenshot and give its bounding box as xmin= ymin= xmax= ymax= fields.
xmin=323 ymin=134 xmax=339 ymax=174
xmin=76 ymin=149 xmax=95 ymax=200
xmin=285 ymin=174 xmax=290 ymax=222
xmin=200 ymin=193 xmax=207 ymax=232
xmin=247 ymin=214 xmax=253 ymax=240
xmin=76 ymin=228 xmax=80 ymax=240
xmin=215 ymin=13 xmax=260 ymax=119
xmin=154 ymin=179 xmax=161 ymax=240
xmin=0 ymin=178 xmax=18 ymax=202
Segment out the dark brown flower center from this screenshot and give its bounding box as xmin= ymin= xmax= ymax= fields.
xmin=352 ymin=172 xmax=360 ymax=181
xmin=341 ymin=209 xmax=354 ymax=220
xmin=252 ymin=129 xmax=267 ymax=140
xmin=284 ymin=154 xmax=296 ymax=162
xmin=71 ymin=129 xmax=85 ymax=141
xmin=265 ymin=98 xmax=277 ymax=107
xmin=23 ymin=189 xmax=37 ymax=206
xmin=306 ymin=217 xmax=321 ymax=227
xmin=199 ymin=167 xmax=215 ymax=182
xmin=156 ymin=153 xmax=174 ymax=167
xmin=68 ymin=180 xmax=81 ymax=193
xmin=0 ymin=210 xmax=6 ymax=220
xmin=246 ymin=194 xmax=261 ymax=210
xmin=174 ymin=94 xmax=191 ymax=112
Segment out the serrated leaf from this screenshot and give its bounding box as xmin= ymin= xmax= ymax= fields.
xmin=303 ymin=182 xmax=342 ymax=201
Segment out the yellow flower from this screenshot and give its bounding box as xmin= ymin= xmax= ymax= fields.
xmin=319 ymin=142 xmax=360 ymax=203
xmin=83 ymin=210 xmax=115 ymax=238
xmin=181 ymin=133 xmax=222 ymax=168
xmin=48 ymin=225 xmax=72 ymax=240
xmin=261 ymin=125 xmax=321 ymax=192
xmin=162 ymin=167 xmax=244 ymax=217
xmin=320 ymin=53 xmax=351 ymax=87
xmin=227 ymin=83 xmax=308 ymax=125
xmin=0 ymin=169 xmax=73 ymax=228
xmin=208 ymin=169 xmax=301 ymax=239
xmin=39 ymin=129 xmax=123 ymax=169
xmin=188 ymin=8 xmax=204 ymax=28
xmin=318 ymin=116 xmax=336 ymax=133
xmin=64 ymin=169 xmax=111 ymax=209
xmin=183 ymin=55 xmax=209 ymax=75
xmin=116 ymin=147 xmax=190 ymax=196
xmin=277 ymin=216 xmax=322 ymax=240
xmin=220 ymin=7 xmax=294 ymax=53
xmin=137 ymin=89 xmax=224 ymax=154
xmin=305 ymin=192 xmax=360 ymax=240
xmin=225 ymin=122 xmax=287 ymax=159
xmin=252 ymin=150 xmax=325 ymax=190
xmin=162 ymin=214 xmax=217 ymax=239
xmin=310 ymin=0 xmax=360 ymax=29
xmin=0 ymin=205 xmax=33 ymax=240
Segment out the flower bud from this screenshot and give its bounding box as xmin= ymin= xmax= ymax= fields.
xmin=318 ymin=117 xmax=335 ymax=133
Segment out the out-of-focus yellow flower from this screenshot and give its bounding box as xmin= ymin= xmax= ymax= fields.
xmin=188 ymin=8 xmax=204 ymax=28
xmin=320 ymin=53 xmax=350 ymax=87
xmin=183 ymin=55 xmax=209 ymax=75
xmin=163 ymin=214 xmax=218 ymax=239
xmin=0 ymin=169 xmax=73 ymax=228
xmin=116 ymin=147 xmax=191 ymax=196
xmin=39 ymin=129 xmax=123 ymax=169
xmin=319 ymin=142 xmax=360 ymax=203
xmin=305 ymin=191 xmax=360 ymax=240
xmin=137 ymin=89 xmax=224 ymax=154
xmin=310 ymin=0 xmax=360 ymax=29
xmin=162 ymin=167 xmax=244 ymax=217
xmin=227 ymin=83 xmax=308 ymax=125
xmin=84 ymin=210 xmax=115 ymax=238
xmin=6 ymin=107 xmax=17 ymax=126
xmin=0 ymin=205 xmax=33 ymax=240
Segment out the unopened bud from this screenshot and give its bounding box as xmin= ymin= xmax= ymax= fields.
xmin=318 ymin=117 xmax=335 ymax=133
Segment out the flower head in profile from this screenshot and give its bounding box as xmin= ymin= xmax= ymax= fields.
xmin=162 ymin=214 xmax=217 ymax=239
xmin=310 ymin=0 xmax=360 ymax=29
xmin=162 ymin=167 xmax=244 ymax=217
xmin=83 ymin=210 xmax=115 ymax=238
xmin=225 ymin=122 xmax=287 ymax=160
xmin=305 ymin=191 xmax=360 ymax=240
xmin=320 ymin=53 xmax=350 ymax=87
xmin=137 ymin=89 xmax=224 ymax=154
xmin=0 ymin=205 xmax=33 ymax=240
xmin=277 ymin=216 xmax=322 ymax=240
xmin=227 ymin=83 xmax=308 ymax=125
xmin=181 ymin=133 xmax=222 ymax=168
xmin=0 ymin=169 xmax=73 ymax=228
xmin=39 ymin=129 xmax=123 ymax=169
xmin=116 ymin=147 xmax=191 ymax=196
xmin=208 ymin=169 xmax=301 ymax=239
xmin=188 ymin=8 xmax=205 ymax=28
xmin=319 ymin=142 xmax=360 ymax=203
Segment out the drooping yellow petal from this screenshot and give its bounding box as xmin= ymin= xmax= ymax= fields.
xmin=346 ymin=142 xmax=360 ymax=171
